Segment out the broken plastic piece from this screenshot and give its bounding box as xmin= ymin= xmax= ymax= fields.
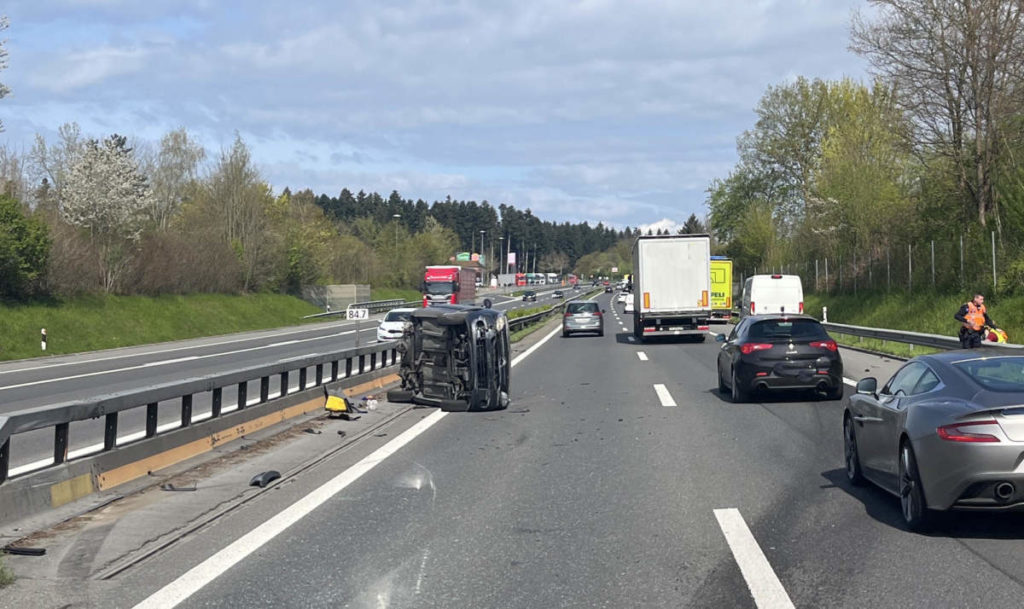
xmin=249 ymin=470 xmax=281 ymax=488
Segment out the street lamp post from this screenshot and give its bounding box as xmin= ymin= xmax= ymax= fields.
xmin=392 ymin=214 xmax=401 ymax=268
xmin=498 ymin=236 xmax=504 ymax=283
xmin=480 ymin=230 xmax=487 ymax=283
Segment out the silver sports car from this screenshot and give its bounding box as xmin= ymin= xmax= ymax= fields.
xmin=844 ymin=352 xmax=1024 ymax=531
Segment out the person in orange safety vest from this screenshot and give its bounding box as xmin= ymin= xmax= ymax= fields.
xmin=954 ymin=293 xmax=998 ymax=349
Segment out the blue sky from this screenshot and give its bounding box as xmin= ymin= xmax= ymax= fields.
xmin=0 ymin=0 xmax=867 ymax=229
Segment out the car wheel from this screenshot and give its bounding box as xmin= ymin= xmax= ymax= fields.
xmin=825 ymin=385 xmax=844 ymax=401
xmin=598 ymin=328 xmax=604 ymax=337
xmin=562 ymin=330 xmax=570 ymax=338
xmin=717 ymin=365 xmax=728 ymax=394
xmin=899 ymin=442 xmax=932 ymax=532
xmin=387 ymin=389 xmax=414 ymax=403
xmin=731 ymin=367 xmax=749 ymax=403
xmin=843 ymin=415 xmax=865 ymax=486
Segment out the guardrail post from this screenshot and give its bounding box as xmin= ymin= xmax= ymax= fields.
xmin=103 ymin=413 xmax=118 ymax=451
xmin=315 ymin=364 xmax=323 ymax=386
xmin=0 ymin=438 xmax=9 ymax=484
xmin=212 ymin=387 xmax=222 ymax=418
xmin=54 ymin=422 xmax=69 ymax=464
xmin=237 ymin=382 xmax=247 ymax=410
xmin=299 ymin=367 xmax=307 ymax=391
xmin=181 ymin=394 xmax=193 ymax=428
xmin=331 ymin=361 xmax=339 ymax=381
xmin=370 ymin=352 xmax=377 ymax=370
xmin=146 ymin=402 xmax=158 ymax=437
xmin=345 ymin=358 xmax=352 ymax=378
xmin=280 ymin=371 xmax=289 ymax=397
xmin=358 ymin=355 xmax=366 ymax=374
xmin=260 ymin=376 xmax=270 ymax=402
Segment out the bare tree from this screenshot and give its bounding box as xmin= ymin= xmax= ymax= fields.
xmin=60 ymin=134 xmax=151 ymax=292
xmin=148 ymin=128 xmax=205 ymax=230
xmin=851 ymin=0 xmax=1024 ymax=227
xmin=0 ymin=16 xmax=10 ymax=133
xmin=28 ymin=122 xmax=83 ymax=210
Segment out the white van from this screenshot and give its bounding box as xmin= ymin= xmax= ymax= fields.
xmin=740 ymin=274 xmax=803 ymax=317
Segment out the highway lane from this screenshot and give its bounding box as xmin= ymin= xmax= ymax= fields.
xmin=82 ymin=291 xmax=1024 ymax=608
xmin=0 ymin=289 xmax=563 ymax=472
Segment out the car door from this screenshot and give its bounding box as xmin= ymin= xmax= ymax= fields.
xmin=858 ymin=362 xmax=928 ymax=488
xmin=718 ymin=319 xmax=747 ymax=384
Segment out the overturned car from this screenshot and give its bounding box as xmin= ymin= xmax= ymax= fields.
xmin=387 ymin=304 xmax=511 ymax=411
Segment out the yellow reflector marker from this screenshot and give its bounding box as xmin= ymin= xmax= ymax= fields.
xmin=643 ymin=292 xmax=650 ymax=308
xmin=701 ymin=290 xmax=709 ymax=307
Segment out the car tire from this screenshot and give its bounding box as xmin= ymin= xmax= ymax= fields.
xmin=843 ymin=415 xmax=866 ymax=486
xmin=899 ymin=442 xmax=933 ymax=532
xmin=387 ymin=389 xmax=414 ymax=403
xmin=598 ymin=328 xmax=604 ymax=337
xmin=717 ymin=366 xmax=728 ymax=394
xmin=825 ymin=385 xmax=844 ymax=401
xmin=562 ymin=330 xmax=570 ymax=338
xmin=731 ymin=368 xmax=749 ymax=403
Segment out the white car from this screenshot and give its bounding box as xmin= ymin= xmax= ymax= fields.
xmin=624 ymin=298 xmax=635 ymax=314
xmin=377 ymin=308 xmax=415 ymax=342
xmin=616 ymin=292 xmax=628 ymax=304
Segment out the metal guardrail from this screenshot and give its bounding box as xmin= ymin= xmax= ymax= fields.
xmin=0 ymin=342 xmax=398 ymax=485
xmin=303 ymin=298 xmax=409 ymax=319
xmin=821 ymin=321 xmax=1024 ymax=353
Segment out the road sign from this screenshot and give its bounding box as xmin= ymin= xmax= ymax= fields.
xmin=611 ymin=266 xmax=619 ymax=273
xmin=346 ymin=308 xmax=369 ymax=320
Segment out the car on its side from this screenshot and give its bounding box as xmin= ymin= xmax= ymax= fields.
xmin=562 ymin=300 xmax=605 ymax=337
xmin=522 ymin=291 xmax=537 ymax=302
xmin=376 ymin=308 xmax=415 ymax=342
xmin=844 ymin=353 xmax=1024 ymax=531
xmin=716 ymin=314 xmax=843 ymax=403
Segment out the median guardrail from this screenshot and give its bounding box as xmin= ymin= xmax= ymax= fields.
xmin=0 ymin=342 xmax=399 ymax=487
xmin=507 ymin=288 xmax=603 ymax=332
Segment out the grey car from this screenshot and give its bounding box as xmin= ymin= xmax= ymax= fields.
xmin=562 ymin=300 xmax=604 ymax=337
xmin=844 ymin=352 xmax=1024 ymax=531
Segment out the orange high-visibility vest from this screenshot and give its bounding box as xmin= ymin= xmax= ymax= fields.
xmin=965 ymin=302 xmax=986 ymax=332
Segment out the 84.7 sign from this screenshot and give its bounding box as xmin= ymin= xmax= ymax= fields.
xmin=346 ymin=308 xmax=369 ymax=320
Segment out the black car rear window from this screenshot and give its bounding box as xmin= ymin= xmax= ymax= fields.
xmin=747 ymin=319 xmax=828 ymax=341
xmin=567 ymin=302 xmax=599 ymax=314
xmin=953 ymin=357 xmax=1024 ymax=392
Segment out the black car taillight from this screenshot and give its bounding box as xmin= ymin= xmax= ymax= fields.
xmin=740 ymin=343 xmax=773 ymax=355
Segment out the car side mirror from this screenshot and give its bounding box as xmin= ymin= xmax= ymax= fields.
xmin=483 ymin=298 xmax=492 ymax=309
xmin=715 ymin=334 xmax=726 ymax=342
xmin=602 ymin=309 xmax=606 ymax=314
xmin=856 ymin=377 xmax=877 ymax=396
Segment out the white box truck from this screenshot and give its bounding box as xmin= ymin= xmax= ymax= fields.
xmin=631 ymin=234 xmax=712 ymax=342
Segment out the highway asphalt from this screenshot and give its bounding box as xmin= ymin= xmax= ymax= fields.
xmin=42 ymin=291 xmax=1024 ymax=608
xmin=0 ymin=288 xmax=564 ymax=473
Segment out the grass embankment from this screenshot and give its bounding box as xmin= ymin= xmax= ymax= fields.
xmin=804 ymin=291 xmax=1024 ymax=357
xmin=0 ymin=555 xmax=13 ymax=588
xmin=370 ymin=288 xmax=421 ymax=303
xmin=0 ymin=293 xmax=324 ymax=361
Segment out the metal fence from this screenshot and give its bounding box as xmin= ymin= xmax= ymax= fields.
xmin=0 ymin=342 xmax=398 ymax=485
xmin=821 ymin=321 xmax=1024 ymax=353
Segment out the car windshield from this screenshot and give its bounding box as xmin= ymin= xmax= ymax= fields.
xmin=953 ymin=357 xmax=1024 ymax=392
xmin=747 ymin=319 xmax=828 ymax=341
xmin=384 ymin=311 xmax=411 ymax=322
xmin=568 ymin=302 xmax=599 ymax=314
xmin=425 ymin=282 xmax=454 ymax=295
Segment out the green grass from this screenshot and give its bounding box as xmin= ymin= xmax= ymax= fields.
xmin=370 ymin=288 xmax=421 ymax=303
xmin=0 ymin=555 xmax=13 ymax=588
xmin=804 ymin=291 xmax=1024 ymax=357
xmin=0 ymin=293 xmax=324 ymax=361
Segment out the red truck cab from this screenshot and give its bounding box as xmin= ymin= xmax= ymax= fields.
xmin=423 ymin=265 xmax=477 ymax=307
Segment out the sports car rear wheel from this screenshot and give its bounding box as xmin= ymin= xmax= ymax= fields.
xmin=899 ymin=442 xmax=932 ymax=532
xmin=843 ymin=415 xmax=865 ymax=486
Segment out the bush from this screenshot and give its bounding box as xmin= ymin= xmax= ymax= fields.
xmin=0 ymin=194 xmax=50 ymax=300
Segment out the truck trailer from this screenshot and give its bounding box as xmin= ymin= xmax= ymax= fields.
xmin=631 ymin=234 xmax=712 ymax=341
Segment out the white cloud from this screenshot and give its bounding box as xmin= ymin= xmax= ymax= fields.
xmin=28 ymin=46 xmax=149 ymax=93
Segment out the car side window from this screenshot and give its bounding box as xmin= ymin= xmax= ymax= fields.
xmin=911 ymin=368 xmax=941 ymax=395
xmin=728 ymin=319 xmax=745 ymax=341
xmin=882 ymin=363 xmax=927 ymax=397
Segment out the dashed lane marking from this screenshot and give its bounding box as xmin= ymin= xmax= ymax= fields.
xmin=653 ymin=383 xmax=676 ymax=407
xmin=714 ymin=508 xmax=796 ymax=609
xmin=637 ymin=352 xmax=648 ymax=362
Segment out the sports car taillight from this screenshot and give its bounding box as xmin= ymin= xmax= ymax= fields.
xmin=810 ymin=339 xmax=838 ymax=352
xmin=937 ymin=420 xmax=1001 ymax=443
xmin=740 ymin=343 xmax=773 ymax=355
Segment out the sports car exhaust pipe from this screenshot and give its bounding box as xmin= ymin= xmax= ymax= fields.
xmin=994 ymin=482 xmax=1015 ymax=501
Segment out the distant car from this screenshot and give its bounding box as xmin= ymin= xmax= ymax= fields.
xmin=376 ymin=308 xmax=415 ymax=342
xmin=573 ymin=284 xmax=581 ymax=290
xmin=616 ymin=293 xmax=628 ymax=304
xmin=522 ymin=291 xmax=537 ymax=302
xmin=604 ymin=285 xmax=613 ymax=293
xmin=624 ymin=298 xmax=635 ymax=314
xmin=562 ymin=300 xmax=604 ymax=337
xmin=716 ymin=314 xmax=843 ymax=403
xmin=552 ymin=290 xmax=564 ymax=299
xmin=844 ymin=353 xmax=1024 ymax=531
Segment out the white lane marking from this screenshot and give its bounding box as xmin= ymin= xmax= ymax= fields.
xmin=132 ymin=312 xmax=554 ymax=609
xmin=132 ymin=410 xmax=450 ymax=609
xmin=0 ymin=322 xmax=364 ymax=376
xmin=637 ymin=352 xmax=648 ymax=362
xmin=713 ymin=508 xmax=796 ymax=609
xmin=0 ymin=332 xmax=358 ymax=392
xmin=653 ymin=384 xmax=677 ymax=407
xmin=843 ymin=377 xmax=856 ymax=387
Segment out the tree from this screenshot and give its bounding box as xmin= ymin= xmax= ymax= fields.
xmin=28 ymin=122 xmax=83 ymax=211
xmin=0 ymin=194 xmax=49 ymax=299
xmin=0 ymin=16 xmax=9 ymax=133
xmin=148 ymin=128 xmax=205 ymax=230
xmin=679 ymin=213 xmax=706 ymax=234
xmin=851 ymin=0 xmax=1024 ymax=227
xmin=59 ymin=134 xmax=151 ymax=292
